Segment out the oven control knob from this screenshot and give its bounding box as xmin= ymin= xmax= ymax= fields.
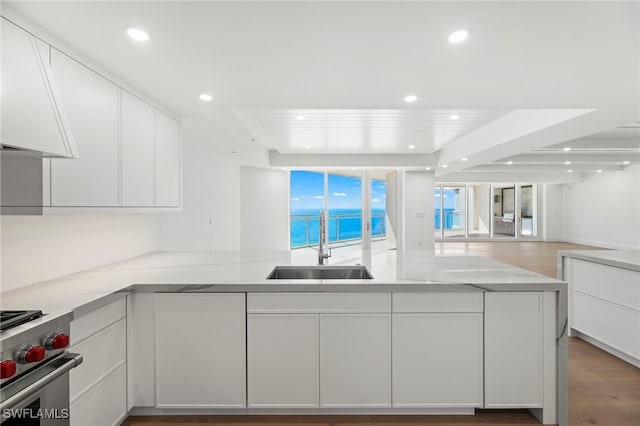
xmin=19 ymin=345 xmax=46 ymax=363
xmin=45 ymin=333 xmax=70 ymax=350
xmin=0 ymin=360 xmax=17 ymax=378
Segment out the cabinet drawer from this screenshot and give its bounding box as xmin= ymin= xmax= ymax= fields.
xmin=572 ymin=290 xmax=640 ymax=361
xmin=70 ymin=365 xmax=126 ymax=426
xmin=393 ymin=292 xmax=483 ymax=313
xmin=71 ymin=297 xmax=125 ymax=344
xmin=70 ymin=318 xmax=126 ymax=402
xmin=247 ymin=293 xmax=391 ymax=313
xmin=572 ymin=259 xmax=640 ymax=310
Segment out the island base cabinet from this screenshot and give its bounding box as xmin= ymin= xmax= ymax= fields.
xmin=247 ymin=314 xmax=319 ymax=407
xmin=484 ymin=292 xmax=543 ymax=408
xmin=154 ymin=293 xmax=246 ymax=408
xmin=392 ymin=313 xmax=483 ymax=407
xmin=320 ymin=314 xmax=391 ymax=407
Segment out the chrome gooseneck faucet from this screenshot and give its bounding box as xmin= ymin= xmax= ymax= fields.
xmin=318 ymin=211 xmax=331 ymax=265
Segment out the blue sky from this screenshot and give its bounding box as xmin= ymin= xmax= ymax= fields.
xmin=290 ymin=171 xmax=386 ymax=212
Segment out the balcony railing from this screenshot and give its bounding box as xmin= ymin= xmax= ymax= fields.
xmin=291 ymin=211 xmax=387 ymax=248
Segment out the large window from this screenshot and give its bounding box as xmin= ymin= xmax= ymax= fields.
xmin=290 ymin=170 xmax=386 ymax=249
xmin=434 ymin=183 xmax=539 ymax=240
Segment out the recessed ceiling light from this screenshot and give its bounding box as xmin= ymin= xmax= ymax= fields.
xmin=282 ymin=167 xmax=287 ymax=171
xmin=623 ymin=161 xmax=631 ymax=165
xmin=461 ymin=158 xmax=468 ymax=162
xmin=568 ymin=169 xmax=573 ymax=173
xmin=597 ymin=169 xmax=603 ymax=173
xmin=126 ymin=27 xmax=149 ymax=42
xmin=450 ymin=114 xmax=460 ymax=120
xmin=351 ymin=167 xmax=357 ymax=170
xmin=296 ymin=115 xmax=305 ymax=120
xmin=565 ymin=161 xmax=571 ymax=165
xmin=563 ymin=147 xmax=571 ymax=152
xmin=442 ymin=164 xmax=448 ymax=168
xmin=304 ymin=145 xmax=310 ymax=149
xmin=425 ymin=167 xmax=431 ymax=170
xmin=507 ymin=161 xmax=513 ymax=165
xmin=448 ymin=29 xmax=470 ymax=44
xmin=199 ymin=93 xmax=213 ymax=102
xmin=409 ymin=145 xmax=416 ymax=149
xmin=404 ymin=95 xmax=418 ymax=103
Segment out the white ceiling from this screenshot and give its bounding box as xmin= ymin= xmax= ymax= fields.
xmin=3 ymin=1 xmax=639 ymax=182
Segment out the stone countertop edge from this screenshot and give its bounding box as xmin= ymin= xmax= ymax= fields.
xmin=558 ymin=249 xmax=640 ymax=273
xmin=1 ymin=251 xmax=568 ymax=318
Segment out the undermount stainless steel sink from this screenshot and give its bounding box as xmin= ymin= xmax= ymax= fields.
xmin=266 ymin=265 xmax=373 ymax=280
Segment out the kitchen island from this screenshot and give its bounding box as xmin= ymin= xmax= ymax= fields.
xmin=0 ymin=250 xmax=567 ymax=426
xmin=559 ymin=249 xmax=640 ymax=367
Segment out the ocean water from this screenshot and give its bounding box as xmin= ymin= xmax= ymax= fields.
xmin=291 ymin=209 xmax=386 ymax=247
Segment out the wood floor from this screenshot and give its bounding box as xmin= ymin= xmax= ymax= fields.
xmin=123 ymin=242 xmax=640 ymax=426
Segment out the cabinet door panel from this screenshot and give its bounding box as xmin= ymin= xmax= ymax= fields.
xmin=155 ymin=293 xmax=246 ymax=408
xmin=50 ymin=50 xmax=119 ymax=206
xmin=155 ymin=111 xmax=180 ymax=207
xmin=392 ymin=313 xmax=483 ymax=407
xmin=320 ymin=314 xmax=391 ymax=407
xmin=70 ymin=365 xmax=126 ymax=426
xmin=247 ymin=314 xmax=319 ymax=407
xmin=121 ymin=91 xmax=155 ymax=206
xmin=485 ymin=292 xmax=543 ymax=407
xmin=70 ymin=319 xmax=126 ymax=402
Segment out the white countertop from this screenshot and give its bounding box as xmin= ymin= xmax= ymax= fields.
xmin=559 ymin=249 xmax=640 ymax=272
xmin=0 ymin=250 xmax=565 ymax=317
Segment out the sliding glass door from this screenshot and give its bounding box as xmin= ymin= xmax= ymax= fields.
xmin=434 ymin=183 xmax=540 ymax=240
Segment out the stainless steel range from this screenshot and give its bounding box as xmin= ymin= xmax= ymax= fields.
xmin=0 ymin=310 xmax=82 ymax=425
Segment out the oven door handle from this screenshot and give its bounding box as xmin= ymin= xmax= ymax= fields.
xmin=0 ymin=353 xmax=83 ymax=412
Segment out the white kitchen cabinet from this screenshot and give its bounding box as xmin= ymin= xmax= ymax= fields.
xmin=121 ymin=91 xmax=155 ymax=207
xmin=69 ymin=297 xmax=127 ymax=426
xmin=49 ymin=49 xmax=120 ymax=206
xmin=392 ymin=313 xmax=483 ymax=407
xmin=567 ymin=258 xmax=640 ymax=366
xmin=246 ymin=293 xmax=391 ymax=409
xmin=247 ymin=314 xmax=319 ymax=407
xmin=392 ymin=292 xmax=483 ymax=408
xmin=155 ymin=110 xmax=181 ymax=207
xmin=319 ymin=314 xmax=391 ymax=407
xmin=155 ymin=293 xmax=246 ymax=408
xmin=0 ymin=18 xmax=77 ymax=157
xmin=70 ymin=365 xmax=126 ymax=426
xmin=484 ymin=292 xmax=543 ymax=407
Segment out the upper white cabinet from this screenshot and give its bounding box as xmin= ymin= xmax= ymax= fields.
xmin=0 ymin=21 xmax=182 ymax=213
xmin=49 ymin=49 xmax=119 ymax=206
xmin=122 ymin=91 xmax=156 ymax=207
xmin=0 ymin=18 xmax=77 ymax=158
xmin=155 ymin=111 xmax=181 ymax=207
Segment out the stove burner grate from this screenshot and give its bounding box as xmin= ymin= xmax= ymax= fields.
xmin=0 ymin=310 xmax=43 ymax=331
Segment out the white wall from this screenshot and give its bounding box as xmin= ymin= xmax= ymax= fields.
xmin=0 ymin=214 xmax=158 ymax=291
xmin=403 ymin=171 xmax=435 ymax=250
xmin=542 ymin=184 xmax=564 ymax=241
xmin=562 ymin=165 xmax=640 ymax=249
xmin=240 ymin=166 xmax=289 ymax=251
xmin=158 ymin=138 xmax=241 ymax=251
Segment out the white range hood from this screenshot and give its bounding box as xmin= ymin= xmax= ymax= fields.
xmin=1 ymin=17 xmax=78 ymax=158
